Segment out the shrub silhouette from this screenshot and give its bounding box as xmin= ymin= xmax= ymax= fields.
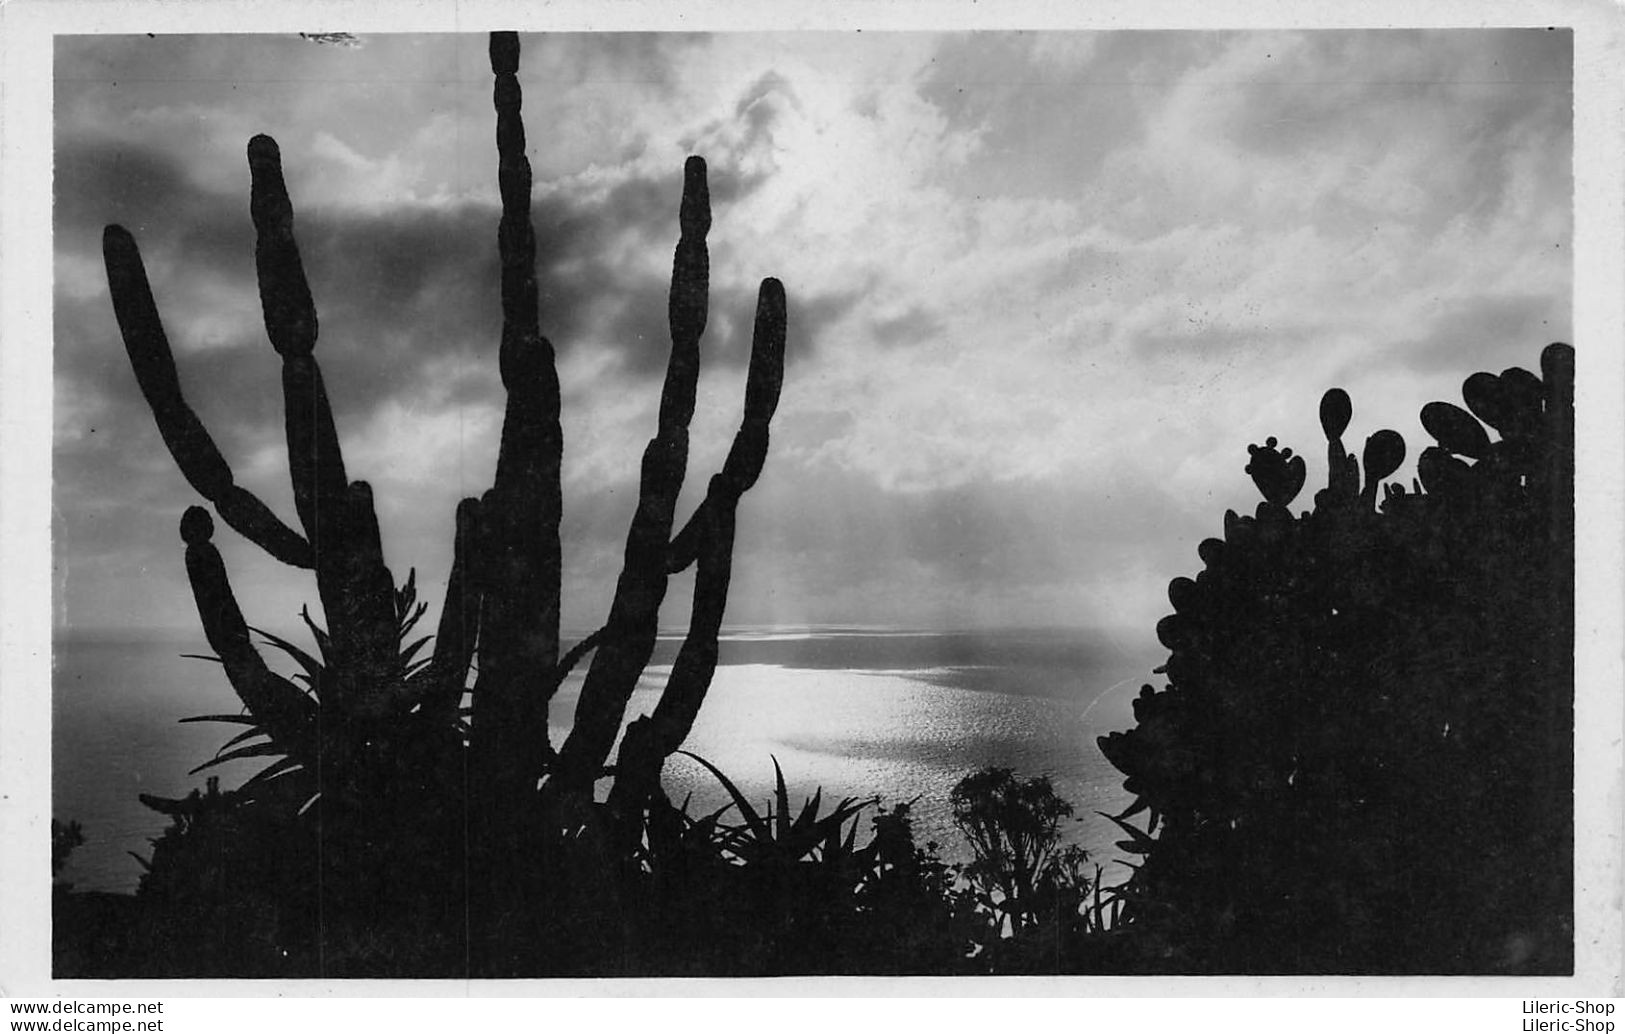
xmin=51 ymin=819 xmax=84 ymax=880
xmin=96 ymin=31 xmax=787 ymax=977
xmin=1097 ymin=344 xmax=1574 ymax=974
xmin=606 ymin=756 xmax=977 ymax=975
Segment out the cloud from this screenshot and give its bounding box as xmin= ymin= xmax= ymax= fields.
xmin=1378 ymin=293 xmax=1570 ymax=378
xmin=711 ymin=455 xmax=1220 ymax=633
xmin=53 ymin=30 xmax=1572 ymax=641
xmin=50 ymin=122 xmax=806 ymax=453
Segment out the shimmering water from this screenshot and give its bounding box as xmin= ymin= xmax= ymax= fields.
xmin=53 ymin=627 xmax=1161 ymax=893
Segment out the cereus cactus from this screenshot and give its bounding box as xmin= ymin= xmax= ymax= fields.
xmin=1097 ymin=344 xmax=1574 ymax=976
xmin=103 ymin=31 xmax=787 ymax=976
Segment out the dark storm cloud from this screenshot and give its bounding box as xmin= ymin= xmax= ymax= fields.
xmin=53 ymin=137 xmax=259 ymax=322
xmin=581 ymin=276 xmax=767 ymax=378
xmin=52 ymin=132 xmax=802 ymax=627
xmin=52 ymin=112 xmax=801 ymax=639
xmin=789 ymin=289 xmax=864 ymax=360
xmin=50 ymin=33 xmax=797 ymax=584
xmin=56 ymin=298 xmax=286 ymax=456
xmin=534 ymin=169 xmax=790 ymax=377
xmin=54 ymin=138 xmax=200 ymax=235
xmin=53 ymin=131 xmax=493 ymax=446
xmin=54 ymin=126 xmax=797 ymax=436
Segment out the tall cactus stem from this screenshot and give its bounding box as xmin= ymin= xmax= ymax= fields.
xmin=469 ymin=30 xmax=564 ymax=812
xmin=670 ymin=278 xmax=786 ymax=570
xmin=102 ymin=226 xmax=314 ymax=568
xmin=335 ymin=481 xmax=402 ymax=703
xmin=549 ymin=155 xmax=718 ymax=797
xmin=248 ymin=135 xmax=392 ymax=669
xmin=612 ymin=278 xmax=787 ymax=809
xmin=278 ymin=354 xmax=349 ymax=554
xmin=248 ymin=132 xmax=404 ymax=704
xmin=609 ymin=494 xmax=733 ymax=813
xmin=661 ymin=156 xmax=711 ymax=433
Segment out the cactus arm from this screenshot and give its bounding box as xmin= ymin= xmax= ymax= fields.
xmin=468 ymin=32 xmax=565 ymax=801
xmin=246 ymin=135 xmax=319 ymax=359
xmin=421 ymin=497 xmax=483 ymax=718
xmin=661 ymin=156 xmax=711 ymax=433
xmin=101 ymin=226 xmax=314 ymax=569
xmin=668 ymin=278 xmax=786 ymax=573
xmin=247 ymin=134 xmax=350 ymax=540
xmin=331 ymin=481 xmax=403 ymax=707
xmin=549 ymin=157 xmax=714 ymax=797
xmin=247 ymin=135 xmax=402 ymax=699
xmin=609 ymin=495 xmax=731 ymax=812
xmin=547 ymin=627 xmax=603 ymax=693
xmin=179 ymin=506 xmax=315 ymax=754
xmin=611 ymin=279 xmax=786 ymax=808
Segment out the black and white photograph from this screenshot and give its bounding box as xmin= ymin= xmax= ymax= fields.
xmin=3 ymin=0 xmax=1621 ymax=1001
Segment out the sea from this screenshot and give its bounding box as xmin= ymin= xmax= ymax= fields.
xmin=52 ymin=627 xmax=1164 ymax=894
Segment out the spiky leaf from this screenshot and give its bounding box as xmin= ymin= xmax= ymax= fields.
xmin=179 ymin=714 xmax=259 ymax=726
xmin=189 ymin=741 xmax=286 ymax=775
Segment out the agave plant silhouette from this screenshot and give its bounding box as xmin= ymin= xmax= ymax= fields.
xmin=142 ymin=568 xmax=455 ymax=820
xmin=676 ymin=751 xmax=878 ymax=871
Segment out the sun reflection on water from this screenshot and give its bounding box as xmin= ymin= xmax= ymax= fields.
xmin=56 ymin=630 xmax=1155 ymax=891
xmin=550 ymin=657 xmax=1141 ymax=870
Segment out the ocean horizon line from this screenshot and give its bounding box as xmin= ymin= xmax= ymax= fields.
xmin=53 ymin=621 xmax=1160 ymax=647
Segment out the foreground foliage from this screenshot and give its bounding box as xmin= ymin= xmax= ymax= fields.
xmin=59 ymin=760 xmax=1091 ymax=976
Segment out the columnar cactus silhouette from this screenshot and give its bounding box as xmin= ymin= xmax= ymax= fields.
xmin=103 ymin=31 xmax=787 ymax=975
xmin=1098 ymin=344 xmax=1574 ymax=974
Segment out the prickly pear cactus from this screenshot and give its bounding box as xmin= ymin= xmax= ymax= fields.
xmin=1098 ymin=344 xmax=1574 ymax=975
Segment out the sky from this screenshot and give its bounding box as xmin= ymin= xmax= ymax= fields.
xmin=51 ymin=28 xmax=1573 ymax=641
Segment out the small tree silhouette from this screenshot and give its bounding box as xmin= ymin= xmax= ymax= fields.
xmin=100 ymin=31 xmax=788 ymax=976
xmin=949 ymin=765 xmax=1093 ymax=971
xmin=1098 ymin=344 xmax=1574 ymax=974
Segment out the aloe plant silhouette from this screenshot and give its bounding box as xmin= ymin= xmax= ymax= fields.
xmin=1098 ymin=344 xmax=1574 ymax=975
xmin=102 ymin=31 xmax=787 ymax=976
